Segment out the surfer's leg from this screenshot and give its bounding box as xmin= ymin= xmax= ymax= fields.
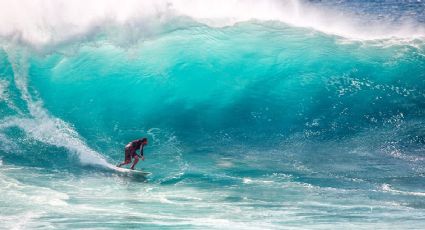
xmin=117 ymin=148 xmax=132 ymax=167
xmin=130 ymin=155 xmax=139 ymax=170
xmin=117 ymin=159 xmax=131 ymax=167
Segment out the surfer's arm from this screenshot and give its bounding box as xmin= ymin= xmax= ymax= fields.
xmin=139 ymin=145 xmax=145 ymax=160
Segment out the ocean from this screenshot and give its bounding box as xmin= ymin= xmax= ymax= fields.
xmin=1 ymin=0 xmax=425 ymax=229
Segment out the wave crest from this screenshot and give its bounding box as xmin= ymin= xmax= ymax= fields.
xmin=0 ymin=0 xmax=424 ymax=48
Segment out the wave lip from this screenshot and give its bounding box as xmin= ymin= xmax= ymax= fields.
xmin=1 ymin=0 xmax=425 ymax=49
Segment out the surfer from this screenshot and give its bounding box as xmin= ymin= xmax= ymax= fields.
xmin=116 ymin=138 xmax=148 ymax=170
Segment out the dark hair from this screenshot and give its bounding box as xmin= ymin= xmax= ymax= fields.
xmin=141 ymin=138 xmax=147 ymax=142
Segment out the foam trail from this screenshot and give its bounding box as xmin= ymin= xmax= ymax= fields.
xmin=0 ymin=48 xmax=111 ymax=168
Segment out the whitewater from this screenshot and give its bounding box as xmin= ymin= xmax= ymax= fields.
xmin=1 ymin=0 xmax=425 ymax=229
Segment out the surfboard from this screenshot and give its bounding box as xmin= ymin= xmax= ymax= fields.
xmin=112 ymin=166 xmax=151 ymax=176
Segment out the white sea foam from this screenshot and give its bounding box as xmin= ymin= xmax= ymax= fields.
xmin=0 ymin=49 xmax=111 ymax=168
xmin=0 ymin=170 xmax=70 ymax=208
xmin=0 ymin=0 xmax=424 ymax=48
xmin=382 ymin=183 xmax=425 ymax=197
xmin=0 ymin=212 xmax=43 ymax=230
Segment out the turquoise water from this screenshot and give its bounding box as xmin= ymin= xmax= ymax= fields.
xmin=1 ymin=1 xmax=425 ymax=229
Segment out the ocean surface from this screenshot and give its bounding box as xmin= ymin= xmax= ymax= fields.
xmin=1 ymin=0 xmax=425 ymax=229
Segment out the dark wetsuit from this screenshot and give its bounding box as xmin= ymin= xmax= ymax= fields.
xmin=124 ymin=139 xmax=144 ymax=162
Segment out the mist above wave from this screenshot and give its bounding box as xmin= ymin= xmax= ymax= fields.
xmin=0 ymin=0 xmax=424 ymax=49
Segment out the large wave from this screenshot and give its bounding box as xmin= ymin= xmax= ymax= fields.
xmin=1 ymin=18 xmax=424 ymax=172
xmin=0 ymin=0 xmax=423 ymax=177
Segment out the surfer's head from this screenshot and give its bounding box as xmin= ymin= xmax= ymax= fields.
xmin=141 ymin=137 xmax=148 ymax=145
